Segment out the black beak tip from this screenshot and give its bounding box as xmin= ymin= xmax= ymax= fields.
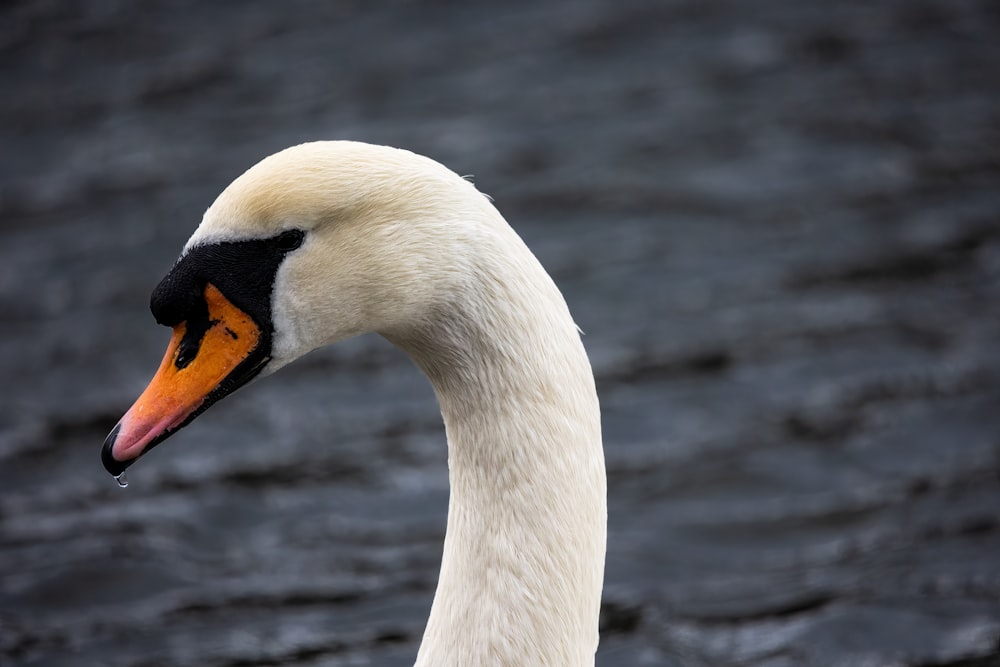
xmin=101 ymin=423 xmax=131 ymax=477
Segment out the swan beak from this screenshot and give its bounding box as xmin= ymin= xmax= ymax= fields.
xmin=102 ymin=284 xmax=261 ymax=476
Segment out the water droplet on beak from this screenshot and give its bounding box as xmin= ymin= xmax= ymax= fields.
xmin=114 ymin=471 xmax=129 ymax=488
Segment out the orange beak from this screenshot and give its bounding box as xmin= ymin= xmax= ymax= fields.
xmin=103 ymin=284 xmax=261 ymax=474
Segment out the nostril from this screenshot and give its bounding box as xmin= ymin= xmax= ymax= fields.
xmin=175 ymin=339 xmax=198 ymax=369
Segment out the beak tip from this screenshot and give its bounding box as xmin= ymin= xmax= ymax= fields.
xmin=101 ymin=423 xmax=131 ymax=476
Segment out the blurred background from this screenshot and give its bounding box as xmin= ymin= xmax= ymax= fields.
xmin=2 ymin=1 xmax=999 ymax=665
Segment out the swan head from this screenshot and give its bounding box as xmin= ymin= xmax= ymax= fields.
xmin=102 ymin=141 xmax=494 ymax=476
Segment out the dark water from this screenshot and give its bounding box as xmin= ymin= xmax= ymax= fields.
xmin=2 ymin=1 xmax=1000 ymax=665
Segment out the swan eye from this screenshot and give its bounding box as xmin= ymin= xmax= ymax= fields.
xmin=276 ymin=229 xmax=305 ymax=251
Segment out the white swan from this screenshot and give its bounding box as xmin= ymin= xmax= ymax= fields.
xmin=102 ymin=141 xmax=607 ymax=665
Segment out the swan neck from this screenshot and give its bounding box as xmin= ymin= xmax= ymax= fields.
xmin=392 ymin=265 xmax=606 ymax=666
